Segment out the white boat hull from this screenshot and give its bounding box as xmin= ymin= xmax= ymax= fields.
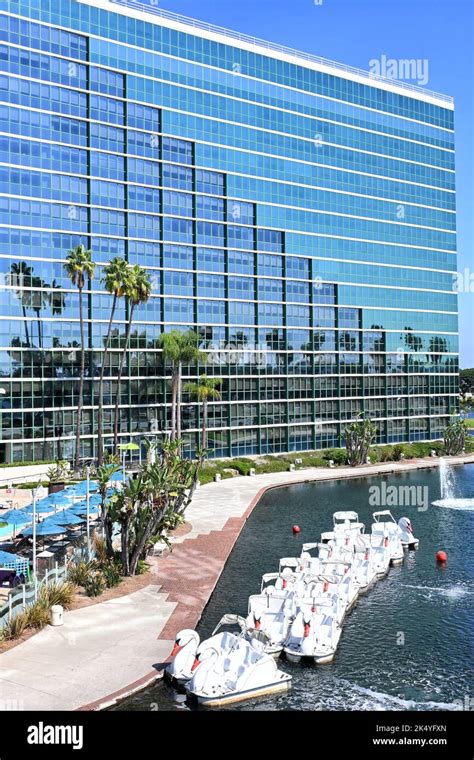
xmin=190 ymin=675 xmax=292 ymax=706
xmin=402 ymin=539 xmax=419 ymax=550
xmin=283 ymin=648 xmax=336 ymax=665
xmin=390 ymin=555 xmax=404 ymax=565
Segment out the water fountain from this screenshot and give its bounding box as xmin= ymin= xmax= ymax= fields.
xmin=432 ymin=457 xmax=474 ymax=510
xmin=439 ymin=457 xmax=458 ymax=500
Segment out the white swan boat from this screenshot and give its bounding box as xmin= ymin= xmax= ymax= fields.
xmin=321 ymin=511 xmax=365 ymax=544
xmin=246 ymin=592 xmax=294 ymax=656
xmin=165 ymin=615 xmax=246 ymax=683
xmin=166 ymin=507 xmax=416 ymax=697
xmin=185 ymin=637 xmax=292 ymax=706
xmin=397 ymin=516 xmax=420 ymax=550
xmin=283 ymin=597 xmax=342 ymax=664
xmin=320 ymin=539 xmax=379 ymax=592
xmin=319 ymin=560 xmax=359 ymax=610
xmin=371 ymin=511 xmax=405 ymax=564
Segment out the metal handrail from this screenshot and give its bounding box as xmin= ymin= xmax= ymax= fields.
xmin=111 ymin=0 xmax=453 ymax=104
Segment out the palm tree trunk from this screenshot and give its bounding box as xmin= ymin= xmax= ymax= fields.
xmin=170 ymin=370 xmax=177 ymax=441
xmin=97 ymin=294 xmax=117 ymax=465
xmin=121 ymin=518 xmax=130 ymax=576
xmin=21 ymin=305 xmax=30 ymax=348
xmin=202 ymin=399 xmax=208 ymax=450
xmin=35 ymin=309 xmax=42 ymax=349
xmin=75 ymin=284 xmax=85 ymax=471
xmin=113 ymin=302 xmax=135 ymax=453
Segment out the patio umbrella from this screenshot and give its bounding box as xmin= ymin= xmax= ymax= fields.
xmin=54 ymin=510 xmax=85 ymax=526
xmin=2 ymin=509 xmax=32 ymax=538
xmin=67 ymin=480 xmax=99 ymax=494
xmin=38 ymin=492 xmax=72 ymax=506
xmin=22 ymin=519 xmax=66 ymax=551
xmin=109 ymin=470 xmax=126 ymax=482
xmin=2 ymin=509 xmax=32 ymax=525
xmin=22 ymin=520 xmax=65 ymax=537
xmin=23 ymin=501 xmax=58 ymax=514
xmin=71 ymin=503 xmax=100 ymax=516
xmin=0 ymin=549 xmax=21 ymax=563
xmin=83 ymin=494 xmax=102 ymax=506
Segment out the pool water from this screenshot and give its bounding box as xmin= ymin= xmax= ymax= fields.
xmin=113 ymin=465 xmax=474 ymax=711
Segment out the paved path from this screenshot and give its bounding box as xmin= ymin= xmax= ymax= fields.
xmin=0 ymin=454 xmax=472 ymax=710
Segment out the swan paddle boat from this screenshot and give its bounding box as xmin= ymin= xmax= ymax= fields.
xmin=319 ymin=560 xmax=359 ymax=610
xmin=321 ymin=511 xmax=365 ymax=544
xmin=185 ymin=637 xmax=292 ymax=706
xmin=397 ymin=516 xmax=419 ymax=550
xmin=371 ymin=511 xmax=405 ymax=564
xmin=165 ymin=615 xmax=246 ymax=683
xmin=283 ymin=597 xmax=342 ymax=664
xmin=246 ymin=592 xmax=294 ymax=656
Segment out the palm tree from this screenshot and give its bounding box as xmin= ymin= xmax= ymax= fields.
xmin=9 ymin=262 xmax=32 ymax=347
xmin=184 ymin=375 xmax=222 ymax=451
xmin=158 ymin=330 xmax=202 ymax=442
xmin=113 ymin=265 xmax=152 ymax=453
xmin=97 ymin=257 xmax=130 ymax=465
xmin=63 ymin=244 xmax=95 ymax=470
xmin=31 ymin=275 xmax=50 ymax=349
xmin=50 ymin=279 xmax=66 ymax=318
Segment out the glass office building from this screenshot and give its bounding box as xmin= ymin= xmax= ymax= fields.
xmin=0 ymin=0 xmax=459 ymax=463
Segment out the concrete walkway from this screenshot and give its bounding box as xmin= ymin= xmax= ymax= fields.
xmin=1 ymin=453 xmax=473 ymax=710
xmin=0 ymin=586 xmax=176 ymax=711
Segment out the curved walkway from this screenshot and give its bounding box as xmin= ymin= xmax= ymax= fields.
xmin=0 ymin=454 xmax=472 ymax=711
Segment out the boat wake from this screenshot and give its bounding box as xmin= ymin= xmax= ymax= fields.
xmin=400 ymin=583 xmax=472 ymax=600
xmin=332 ymin=680 xmax=462 ymax=711
xmin=432 ymin=498 xmax=474 ymax=510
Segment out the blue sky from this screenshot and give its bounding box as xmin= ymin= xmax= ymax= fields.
xmin=135 ymin=0 xmax=473 ymax=366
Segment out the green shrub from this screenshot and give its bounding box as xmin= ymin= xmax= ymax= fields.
xmin=199 ymin=470 xmax=215 ymax=485
xmin=254 ymin=457 xmax=288 ymax=474
xmin=465 ymin=437 xmax=474 ymax=453
xmin=101 ymin=561 xmax=122 ymax=588
xmin=370 ymin=446 xmax=393 ymax=463
xmin=67 ymin=560 xmax=96 ymax=587
xmin=379 ymin=446 xmax=393 ymax=462
xmin=323 ymin=448 xmax=347 ymax=465
xmin=38 ymin=581 xmax=75 ymax=610
xmin=84 ymin=573 xmax=105 ymax=597
xmin=136 ymin=559 xmax=150 ymax=575
xmin=25 ymin=602 xmax=50 ymax=630
xmin=1 ymin=610 xmax=30 ymax=640
xmin=305 ymin=455 xmax=328 ymax=467
xmin=228 ymin=457 xmax=254 ymax=476
xmin=92 ymin=535 xmax=107 ymax=565
xmin=392 ymin=444 xmax=404 ymax=461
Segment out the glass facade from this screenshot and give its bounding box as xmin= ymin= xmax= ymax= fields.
xmin=0 ymin=0 xmax=459 ymax=462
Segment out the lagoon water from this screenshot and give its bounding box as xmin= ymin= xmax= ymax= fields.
xmin=114 ymin=464 xmax=474 ymax=711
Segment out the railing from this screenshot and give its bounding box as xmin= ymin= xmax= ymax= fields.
xmin=0 ymin=553 xmax=83 ymax=628
xmin=110 ymin=0 xmax=453 ymax=104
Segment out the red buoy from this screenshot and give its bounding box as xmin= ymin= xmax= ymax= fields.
xmin=292 ymin=524 xmax=301 ymax=535
xmin=436 ymin=550 xmax=448 ymax=563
